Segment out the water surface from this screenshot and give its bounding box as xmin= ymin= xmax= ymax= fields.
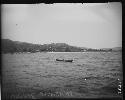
xmin=2 ymin=52 xmax=122 ymax=99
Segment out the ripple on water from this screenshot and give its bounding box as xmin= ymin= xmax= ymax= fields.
xmin=99 ymin=80 xmax=122 ymax=95
xmin=64 ymin=84 xmax=89 ymax=94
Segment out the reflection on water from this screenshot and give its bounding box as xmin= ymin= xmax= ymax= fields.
xmin=2 ymin=52 xmax=122 ymax=99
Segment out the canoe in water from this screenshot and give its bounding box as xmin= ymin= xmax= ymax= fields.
xmin=56 ymin=59 xmax=73 ymax=62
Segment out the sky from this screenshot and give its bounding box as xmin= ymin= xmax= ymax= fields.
xmin=2 ymin=3 xmax=122 ymax=49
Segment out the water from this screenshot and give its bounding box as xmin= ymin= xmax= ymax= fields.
xmin=2 ymin=52 xmax=123 ymax=99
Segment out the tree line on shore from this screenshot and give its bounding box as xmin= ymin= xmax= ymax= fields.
xmin=2 ymin=39 xmax=121 ymax=54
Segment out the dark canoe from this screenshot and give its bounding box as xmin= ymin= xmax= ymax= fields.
xmin=64 ymin=60 xmax=73 ymax=62
xmin=56 ymin=59 xmax=73 ymax=62
xmin=56 ymin=59 xmax=64 ymax=61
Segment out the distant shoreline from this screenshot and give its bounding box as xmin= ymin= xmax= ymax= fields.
xmin=2 ymin=51 xmax=122 ymax=54
xmin=2 ymin=39 xmax=122 ymax=54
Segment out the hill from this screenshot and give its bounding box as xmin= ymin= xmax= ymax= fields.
xmin=101 ymin=47 xmax=122 ymax=51
xmin=1 ymin=39 xmax=122 ymax=53
xmin=1 ymin=39 xmax=83 ymax=53
xmin=111 ymin=47 xmax=122 ymax=51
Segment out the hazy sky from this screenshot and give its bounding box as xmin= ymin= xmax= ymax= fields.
xmin=2 ymin=3 xmax=122 ymax=49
